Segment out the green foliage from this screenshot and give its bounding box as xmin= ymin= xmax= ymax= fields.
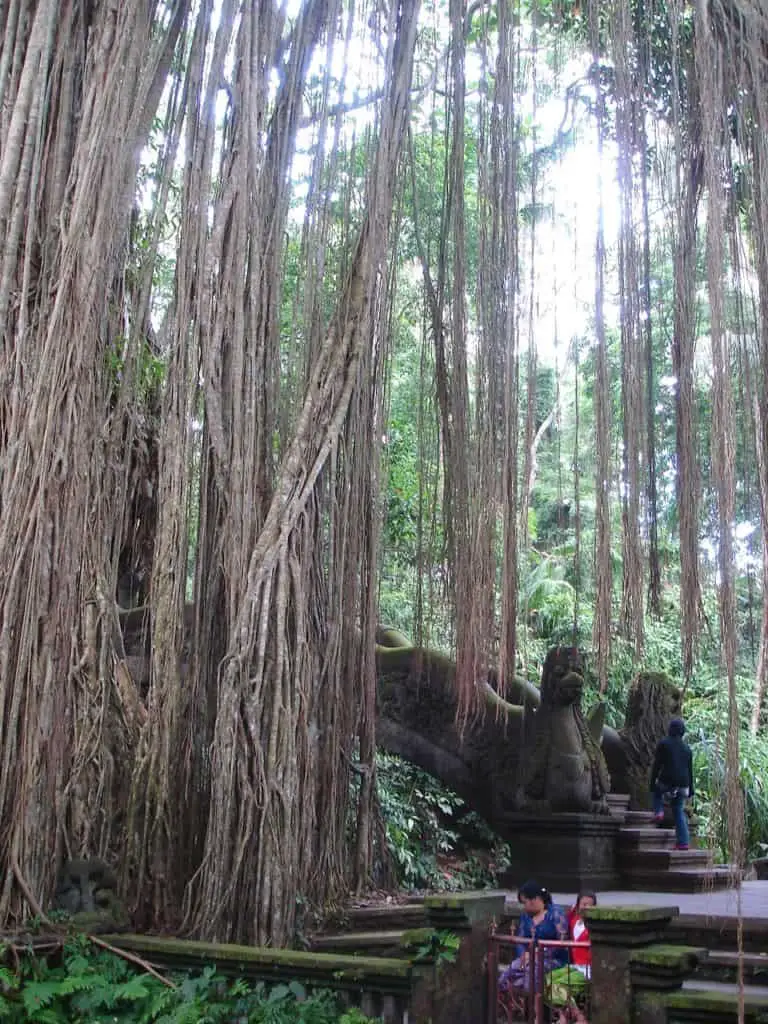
xmin=338 ymin=1012 xmax=380 ymax=1024
xmin=520 ymin=548 xmax=577 ymax=640
xmin=0 ymin=939 xmax=379 ymax=1023
xmin=689 ymin=727 xmax=768 ymax=865
xmin=409 ymin=930 xmax=460 ymax=966
xmin=376 ymin=751 xmax=510 ymax=890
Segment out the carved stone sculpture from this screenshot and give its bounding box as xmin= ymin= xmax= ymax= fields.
xmin=122 ymin=614 xmax=665 ymax=827
xmin=614 ymin=670 xmax=682 ymax=809
xmin=53 ymin=858 xmax=128 ymax=931
xmin=515 ymin=646 xmax=611 ymax=814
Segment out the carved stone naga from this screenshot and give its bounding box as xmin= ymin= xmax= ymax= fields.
xmin=515 ymin=646 xmax=612 ymax=814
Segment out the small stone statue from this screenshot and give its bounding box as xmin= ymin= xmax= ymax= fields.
xmin=515 ymin=647 xmax=611 ymax=814
xmin=53 ymin=858 xmax=128 ymax=931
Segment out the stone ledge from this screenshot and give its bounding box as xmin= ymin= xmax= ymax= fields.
xmin=102 ymin=933 xmax=420 ymax=995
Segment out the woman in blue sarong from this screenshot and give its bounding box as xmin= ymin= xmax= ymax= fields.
xmin=499 ymin=880 xmax=569 ymax=992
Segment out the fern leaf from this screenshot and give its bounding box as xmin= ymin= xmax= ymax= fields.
xmin=112 ymin=975 xmax=150 ymax=1003
xmin=59 ymin=973 xmax=98 ymax=995
xmin=22 ymin=979 xmax=65 ymax=1012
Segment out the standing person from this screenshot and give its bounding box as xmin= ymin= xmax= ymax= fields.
xmin=498 ymin=880 xmax=569 ymax=993
xmin=649 ymin=718 xmax=694 ymax=850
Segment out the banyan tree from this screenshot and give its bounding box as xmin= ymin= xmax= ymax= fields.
xmin=0 ymin=0 xmax=765 ymax=948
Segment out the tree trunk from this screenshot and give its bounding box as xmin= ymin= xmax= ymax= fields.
xmin=0 ymin=0 xmax=186 ymax=922
xmin=589 ymin=0 xmax=612 ymax=692
xmin=183 ymin=0 xmax=421 ymax=945
xmin=613 ymin=0 xmax=645 ymax=658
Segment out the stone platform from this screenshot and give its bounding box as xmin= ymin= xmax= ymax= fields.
xmin=496 ymin=811 xmax=621 ymax=891
xmin=545 ymin=881 xmax=768 ymax=923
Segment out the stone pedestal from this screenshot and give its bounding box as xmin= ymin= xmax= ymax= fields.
xmin=585 ymin=904 xmax=678 ymax=1024
xmin=496 ymin=812 xmax=621 ymax=891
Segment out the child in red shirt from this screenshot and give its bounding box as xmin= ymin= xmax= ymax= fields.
xmin=567 ymin=891 xmax=595 ymax=972
xmin=548 ymin=891 xmax=596 ymax=1023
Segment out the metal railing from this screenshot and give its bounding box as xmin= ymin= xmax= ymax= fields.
xmin=487 ymin=934 xmax=535 ymax=1024
xmin=487 ymin=931 xmax=592 ymax=1024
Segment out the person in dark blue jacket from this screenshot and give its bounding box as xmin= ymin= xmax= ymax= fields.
xmin=649 ymin=718 xmax=694 ymax=849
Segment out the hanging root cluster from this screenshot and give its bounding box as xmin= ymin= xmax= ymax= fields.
xmin=0 ymin=0 xmax=185 ymax=923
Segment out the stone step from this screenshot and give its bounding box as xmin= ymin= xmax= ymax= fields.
xmin=623 ymin=865 xmax=738 ymax=893
xmin=667 ymin=909 xmax=768 ymax=956
xmin=619 ymin=825 xmax=680 ymax=849
xmin=323 ymin=903 xmax=427 ymax=934
xmin=673 ymin=978 xmax=768 ymax=1022
xmin=310 ymin=929 xmax=412 ymax=957
xmin=624 ymin=809 xmax=657 ymax=824
xmin=620 ymin=847 xmax=713 ymax=871
xmin=695 ymin=949 xmax=768 ymax=985
xmin=607 ymin=793 xmax=631 ymax=820
xmin=608 ymin=793 xmax=631 ymax=807
xmin=623 ymin=807 xmax=702 ymax=832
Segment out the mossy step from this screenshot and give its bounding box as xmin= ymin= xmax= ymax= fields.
xmin=695 ymin=950 xmax=768 ymax=985
xmin=326 ymin=903 xmax=427 ymax=934
xmin=311 ymin=930 xmax=412 ymax=957
xmin=664 ymin=979 xmax=768 ymax=1022
xmin=631 ymin=943 xmax=708 ymax=969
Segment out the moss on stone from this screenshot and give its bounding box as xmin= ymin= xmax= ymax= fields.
xmin=375 ymin=626 xmax=413 ymax=649
xmin=400 ymin=929 xmax=435 ymax=948
xmin=424 ymin=896 xmax=464 ymax=909
xmin=65 ymin=908 xmax=130 ymax=933
xmin=102 ymin=934 xmax=414 ymax=977
xmin=636 ymin=991 xmax=668 ymax=1008
xmin=666 ymin=987 xmax=768 ymax=1012
xmin=585 ymin=905 xmax=678 ymax=923
xmin=630 ymin=944 xmax=708 ymax=968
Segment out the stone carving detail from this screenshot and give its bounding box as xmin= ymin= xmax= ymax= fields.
xmin=515 ymin=646 xmax=611 ymax=814
xmin=53 ymin=858 xmax=128 ymax=931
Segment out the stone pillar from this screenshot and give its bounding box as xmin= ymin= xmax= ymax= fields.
xmin=585 ymin=905 xmax=678 ymax=1024
xmin=409 ymin=891 xmax=507 ymax=1024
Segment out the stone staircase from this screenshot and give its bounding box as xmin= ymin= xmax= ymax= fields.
xmin=617 ymin=807 xmax=738 ymax=892
xmin=310 ymin=900 xmax=429 ymax=957
xmin=681 ymin=939 xmax=768 ymax=1020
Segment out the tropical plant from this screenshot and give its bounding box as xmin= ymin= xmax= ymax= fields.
xmin=376 ymin=752 xmax=511 ymax=889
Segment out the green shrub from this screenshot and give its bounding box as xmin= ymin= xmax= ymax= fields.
xmin=376 ymin=751 xmax=510 ymax=890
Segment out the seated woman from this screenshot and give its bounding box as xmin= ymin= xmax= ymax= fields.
xmin=498 ymin=880 xmax=569 ymax=993
xmin=546 ymin=890 xmax=596 ymax=1024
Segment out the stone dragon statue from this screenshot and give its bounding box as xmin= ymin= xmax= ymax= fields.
xmin=514 ymin=646 xmax=611 ymax=814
